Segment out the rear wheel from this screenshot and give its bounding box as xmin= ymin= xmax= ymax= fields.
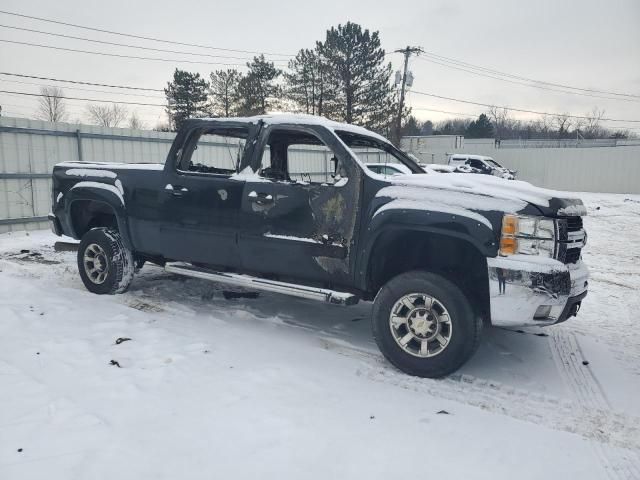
xmin=77 ymin=228 xmax=134 ymax=294
xmin=372 ymin=271 xmax=482 ymax=378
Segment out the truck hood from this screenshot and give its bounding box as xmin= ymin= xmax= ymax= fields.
xmin=378 ymin=173 xmax=586 ymax=218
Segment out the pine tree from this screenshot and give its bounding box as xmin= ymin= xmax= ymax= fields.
xmin=237 ymin=55 xmax=282 ymax=116
xmin=285 ymin=48 xmax=336 ymax=116
xmin=465 ymin=114 xmax=494 ymax=138
xmin=209 ymin=69 xmax=243 ymax=117
xmin=164 ymin=69 xmax=209 ymax=130
xmin=401 ymin=115 xmax=422 ymax=136
xmin=317 ymin=22 xmax=396 ymax=132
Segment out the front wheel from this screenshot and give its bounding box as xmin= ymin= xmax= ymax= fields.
xmin=372 ymin=271 xmax=482 ymax=378
xmin=77 ymin=228 xmax=134 ymax=294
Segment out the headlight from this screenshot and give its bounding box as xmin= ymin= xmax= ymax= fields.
xmin=500 ymin=214 xmax=555 ymax=257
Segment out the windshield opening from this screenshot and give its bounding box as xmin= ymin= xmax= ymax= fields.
xmin=334 ymin=130 xmax=424 ymax=174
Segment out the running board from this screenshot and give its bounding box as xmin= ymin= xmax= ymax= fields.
xmin=164 ymin=262 xmax=359 ymax=305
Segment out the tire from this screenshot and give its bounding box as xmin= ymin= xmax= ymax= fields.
xmin=372 ymin=271 xmax=482 ymax=378
xmin=77 ymin=228 xmax=135 ymax=294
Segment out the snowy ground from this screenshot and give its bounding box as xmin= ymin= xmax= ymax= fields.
xmin=1 ymin=193 xmax=639 ymax=480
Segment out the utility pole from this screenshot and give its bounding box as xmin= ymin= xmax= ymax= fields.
xmin=394 ymin=46 xmax=423 ymax=145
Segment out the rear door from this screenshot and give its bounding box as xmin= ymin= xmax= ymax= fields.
xmin=156 ymin=123 xmax=252 ymax=266
xmin=238 ymin=125 xmax=362 ymax=285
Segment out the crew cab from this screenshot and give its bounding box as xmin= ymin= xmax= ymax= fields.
xmin=449 ymin=154 xmax=516 ymax=179
xmin=49 ymin=115 xmax=589 ymax=378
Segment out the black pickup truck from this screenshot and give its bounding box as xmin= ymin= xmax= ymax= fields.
xmin=49 ymin=115 xmax=589 ymax=377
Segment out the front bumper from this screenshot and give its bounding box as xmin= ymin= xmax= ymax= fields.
xmin=487 ymin=255 xmax=589 ymax=327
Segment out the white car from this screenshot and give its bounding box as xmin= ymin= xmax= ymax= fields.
xmin=448 ymin=154 xmax=516 ymax=179
xmin=366 ymin=162 xmax=414 ymax=176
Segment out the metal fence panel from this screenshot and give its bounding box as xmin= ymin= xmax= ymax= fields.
xmin=3 ymin=118 xmax=640 ymax=233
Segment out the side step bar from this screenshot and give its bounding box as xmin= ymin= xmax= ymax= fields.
xmin=164 ymin=262 xmax=359 ymax=306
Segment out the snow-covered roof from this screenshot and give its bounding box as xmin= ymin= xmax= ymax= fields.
xmin=450 ymin=154 xmax=494 ymax=161
xmin=196 ymin=114 xmax=391 ymax=144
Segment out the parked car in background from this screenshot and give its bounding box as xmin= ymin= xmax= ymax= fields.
xmin=423 ymin=164 xmax=479 ymax=174
xmin=448 ymin=154 xmax=516 ymax=179
xmin=366 ymin=162 xmax=413 ymax=176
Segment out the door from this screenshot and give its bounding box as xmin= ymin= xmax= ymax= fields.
xmin=238 ymin=125 xmax=362 ymax=285
xmin=158 ymin=125 xmax=250 ymax=267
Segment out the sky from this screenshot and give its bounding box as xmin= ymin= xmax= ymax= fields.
xmin=0 ymin=0 xmax=639 ymax=132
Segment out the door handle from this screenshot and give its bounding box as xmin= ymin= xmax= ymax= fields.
xmin=165 ymin=184 xmax=189 ymax=197
xmin=248 ymin=191 xmax=273 ymax=205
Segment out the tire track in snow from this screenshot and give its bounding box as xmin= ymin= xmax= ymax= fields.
xmin=320 ymin=337 xmax=640 ymax=454
xmin=549 ymin=329 xmax=640 ymax=480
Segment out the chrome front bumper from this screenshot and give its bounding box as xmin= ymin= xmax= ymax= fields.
xmin=487 ymin=255 xmax=589 ymax=327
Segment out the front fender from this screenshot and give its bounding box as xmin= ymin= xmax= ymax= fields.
xmin=355 ymin=207 xmax=498 ymax=291
xmin=60 ymin=182 xmax=133 ymax=249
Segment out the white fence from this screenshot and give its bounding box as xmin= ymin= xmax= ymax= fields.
xmin=3 ymin=117 xmax=639 ymax=233
xmin=401 ymin=136 xmax=640 ymax=194
xmin=0 ymin=117 xmax=178 ymax=233
xmin=0 ymin=117 xmax=388 ymax=233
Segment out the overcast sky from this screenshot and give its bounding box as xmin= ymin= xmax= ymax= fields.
xmin=1 ymin=0 xmax=638 ymax=131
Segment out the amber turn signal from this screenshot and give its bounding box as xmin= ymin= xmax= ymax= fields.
xmin=499 ymin=236 xmax=518 ymax=255
xmin=502 ymin=214 xmax=518 ymax=236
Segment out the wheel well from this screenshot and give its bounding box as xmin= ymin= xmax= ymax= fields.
xmin=366 ymin=230 xmax=490 ymax=320
xmin=70 ymin=200 xmax=119 ymax=238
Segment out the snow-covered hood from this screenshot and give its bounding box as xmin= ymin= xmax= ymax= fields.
xmin=377 ymin=173 xmax=586 ymax=218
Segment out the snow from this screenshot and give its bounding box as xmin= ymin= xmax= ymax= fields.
xmin=374 ymin=197 xmax=494 ymax=230
xmin=264 ymin=233 xmax=322 ymax=244
xmin=487 ymin=254 xmax=570 ymax=274
xmin=70 ymin=181 xmax=124 ymax=206
xmin=558 ymin=204 xmax=588 ymax=216
xmin=201 ymin=113 xmax=391 ymax=145
xmin=64 ymin=168 xmax=118 ymax=179
xmin=386 ymin=173 xmax=581 ymax=210
xmin=56 ymin=162 xmax=164 ymax=171
xmin=1 ymin=192 xmax=639 ymax=479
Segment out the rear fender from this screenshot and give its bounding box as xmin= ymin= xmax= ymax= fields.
xmin=62 ymin=183 xmax=132 ymax=249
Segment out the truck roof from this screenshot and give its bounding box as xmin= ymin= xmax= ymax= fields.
xmin=186 ymin=114 xmax=391 ymax=144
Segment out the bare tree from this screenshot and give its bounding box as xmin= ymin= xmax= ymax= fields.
xmin=581 ymin=107 xmax=605 ymax=139
xmin=553 ymin=113 xmax=573 ymax=139
xmin=36 ymin=87 xmax=68 ymax=122
xmin=86 ymin=103 xmax=128 ymax=127
xmin=128 ymin=111 xmax=146 ymax=130
xmin=488 ymin=106 xmax=510 ymax=140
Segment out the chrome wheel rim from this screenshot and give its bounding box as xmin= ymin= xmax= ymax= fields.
xmin=389 ymin=293 xmax=453 ymax=358
xmin=83 ymin=243 xmax=109 ymax=284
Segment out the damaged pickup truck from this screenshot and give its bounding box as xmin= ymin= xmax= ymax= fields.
xmin=49 ymin=115 xmax=589 ymax=378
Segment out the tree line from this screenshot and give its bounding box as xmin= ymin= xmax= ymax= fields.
xmin=164 ymin=22 xmax=401 ymax=136
xmin=8 ymin=20 xmax=633 ymax=141
xmin=400 ymin=107 xmax=631 ymax=140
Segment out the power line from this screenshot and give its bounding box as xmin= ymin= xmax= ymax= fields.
xmin=0 ymin=38 xmax=251 ymax=67
xmin=0 ymin=72 xmax=164 ymax=92
xmin=410 ymin=90 xmax=640 ymax=123
xmin=0 ymin=9 xmax=293 ymax=58
xmin=0 ymin=78 xmax=165 ymax=99
xmin=415 ymin=50 xmax=640 ymax=100
xmin=1 ymin=89 xmax=166 ymax=107
xmin=0 ymin=24 xmax=288 ymax=64
xmin=415 ymin=55 xmax=640 ymax=103
xmin=410 ymin=106 xmax=479 ymax=117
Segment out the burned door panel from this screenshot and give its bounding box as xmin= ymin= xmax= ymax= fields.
xmin=238 ymin=124 xmax=362 ymax=286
